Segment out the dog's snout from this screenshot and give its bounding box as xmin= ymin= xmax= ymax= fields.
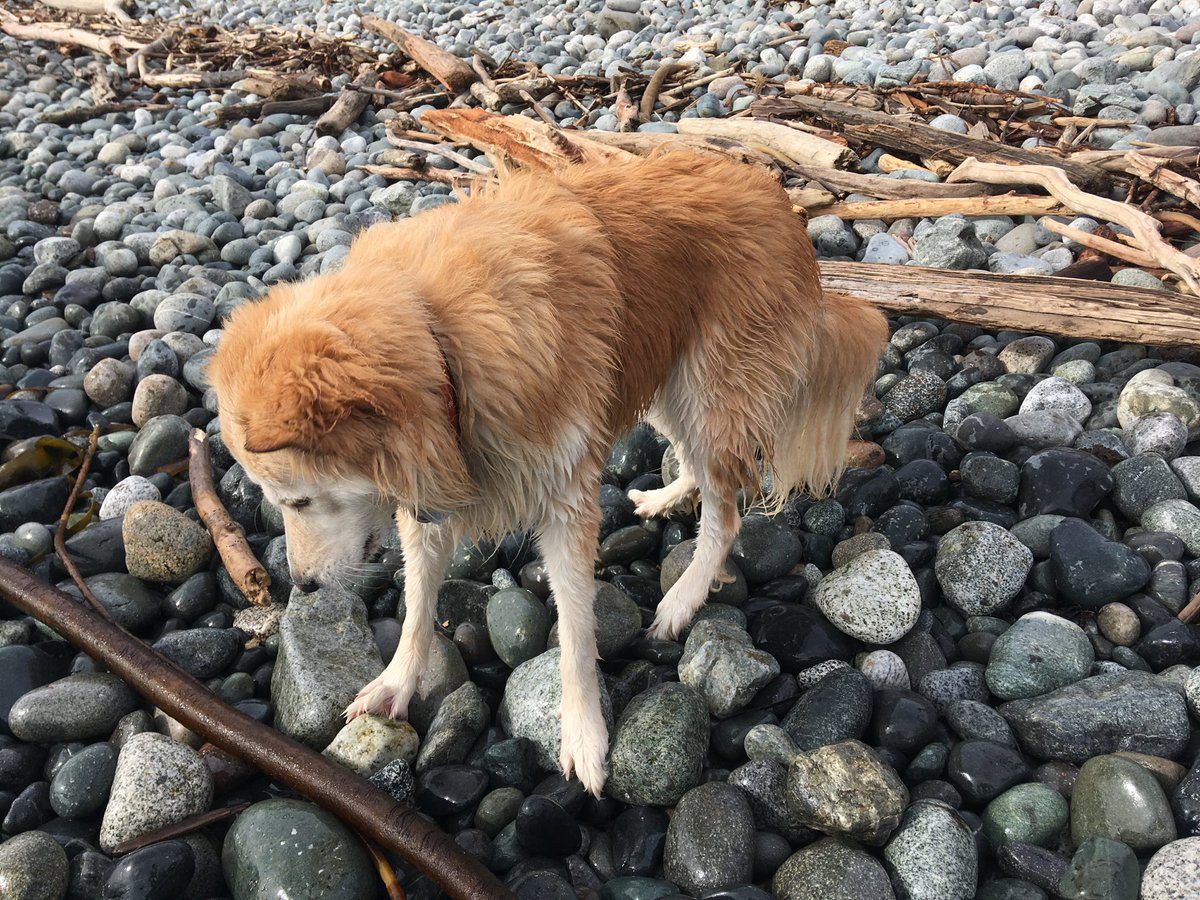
xmin=294 ymin=577 xmax=320 ymax=594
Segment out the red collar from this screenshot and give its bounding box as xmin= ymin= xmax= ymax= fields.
xmin=432 ymin=335 xmax=461 ymax=438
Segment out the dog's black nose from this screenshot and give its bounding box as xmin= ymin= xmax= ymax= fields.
xmin=294 ymin=578 xmax=320 ymax=594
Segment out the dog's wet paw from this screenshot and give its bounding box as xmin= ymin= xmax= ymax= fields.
xmin=344 ymin=675 xmax=413 ymax=722
xmin=559 ymin=714 xmax=610 ymax=798
xmin=646 ymin=604 xmax=693 ymax=642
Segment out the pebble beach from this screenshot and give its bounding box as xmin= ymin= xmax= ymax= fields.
xmin=2 ymin=0 xmax=1200 ymax=897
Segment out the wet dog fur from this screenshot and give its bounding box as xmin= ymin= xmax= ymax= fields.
xmin=209 ymin=151 xmax=887 ymax=795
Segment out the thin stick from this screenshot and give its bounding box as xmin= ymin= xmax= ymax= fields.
xmin=0 ymin=564 xmax=514 ymax=900
xmin=1179 ymin=593 xmax=1200 ymax=624
xmin=387 ymin=138 xmax=491 ymax=174
xmin=54 ymin=426 xmax=113 ymax=622
xmin=188 ymin=430 xmax=272 ymax=607
xmin=520 ymin=89 xmax=557 ymax=126
xmin=1039 ymin=218 xmax=1159 ymax=268
xmin=112 ymin=803 xmax=251 ymax=856
xmin=948 ymin=156 xmax=1200 ymax=294
xmin=361 ymin=836 xmax=408 ymax=900
xmin=360 ymin=164 xmax=477 ymax=185
xmin=639 ymin=62 xmax=685 ymax=122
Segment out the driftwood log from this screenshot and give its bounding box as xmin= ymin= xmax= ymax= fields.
xmin=0 ymin=561 xmax=514 ymax=900
xmin=362 ymin=15 xmax=476 ymax=93
xmin=0 ymin=17 xmax=141 ymax=59
xmin=316 ymin=67 xmax=378 ymax=135
xmin=819 ymin=262 xmax=1199 ymax=347
xmin=37 ymin=0 xmax=132 ymax=22
xmin=948 ymin=157 xmax=1200 ymax=294
xmin=752 ymin=95 xmax=1112 ymax=190
xmin=805 ymin=195 xmax=1070 ymax=219
xmin=675 ymin=116 xmax=852 ymax=168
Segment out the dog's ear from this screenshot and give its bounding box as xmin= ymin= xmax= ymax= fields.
xmin=239 ymin=322 xmax=384 ymax=455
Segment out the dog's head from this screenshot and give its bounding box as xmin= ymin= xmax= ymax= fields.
xmin=208 ymin=273 xmax=471 ymax=592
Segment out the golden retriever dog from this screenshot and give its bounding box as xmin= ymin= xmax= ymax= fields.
xmin=209 ymin=151 xmax=887 ymax=795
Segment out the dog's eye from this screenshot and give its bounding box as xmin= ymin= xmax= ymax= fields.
xmin=289 ymin=498 xmax=312 ymax=510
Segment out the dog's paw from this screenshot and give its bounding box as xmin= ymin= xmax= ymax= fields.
xmin=344 ymin=674 xmax=414 ymax=722
xmin=559 ymin=713 xmax=610 ymax=798
xmin=646 ymin=603 xmax=694 ymax=642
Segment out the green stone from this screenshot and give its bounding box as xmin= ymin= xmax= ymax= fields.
xmin=985 ymin=612 xmax=1094 ymax=701
xmin=1070 ymin=755 xmax=1177 ymax=852
xmin=983 ymin=783 xmax=1068 ymax=849
xmin=222 ymin=799 xmax=375 ymax=900
xmin=485 ymin=588 xmax=550 ymax=668
xmin=1058 ymin=837 xmax=1140 ymax=900
xmin=607 ymin=682 xmax=709 ymax=806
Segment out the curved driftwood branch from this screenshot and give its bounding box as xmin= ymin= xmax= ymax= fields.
xmin=0 ymin=561 xmax=514 ymax=900
xmin=948 ymin=156 xmax=1200 ymax=295
xmin=54 ymin=426 xmax=114 ymax=622
xmin=640 ymin=62 xmax=686 ymax=122
xmin=188 ymin=430 xmax=272 ymax=607
xmin=0 ymin=16 xmax=142 ymax=59
xmin=1039 ymin=218 xmax=1159 ymax=269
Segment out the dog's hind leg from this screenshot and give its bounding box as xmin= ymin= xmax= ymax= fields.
xmin=345 ymin=513 xmax=454 ymax=721
xmin=646 ymin=468 xmax=741 ymax=640
xmin=537 ymin=498 xmax=610 ymax=797
xmin=627 ymin=399 xmax=699 ymax=519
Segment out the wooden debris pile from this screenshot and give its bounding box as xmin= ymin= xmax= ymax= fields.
xmin=3 ymin=1 xmax=1200 ymax=339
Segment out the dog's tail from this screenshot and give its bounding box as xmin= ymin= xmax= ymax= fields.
xmin=763 ymin=291 xmax=887 ymax=510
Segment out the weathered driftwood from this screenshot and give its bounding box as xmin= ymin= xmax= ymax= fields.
xmin=317 ymin=67 xmax=377 ymax=135
xmin=37 ymin=0 xmax=132 ymax=22
xmin=787 ymin=186 xmax=837 ymax=209
xmin=805 ymin=194 xmax=1069 ymax=219
xmin=360 ymin=163 xmax=474 ymax=185
xmin=1039 ymin=218 xmax=1159 ymax=269
xmin=1126 ymin=153 xmax=1200 ymax=210
xmin=420 ymin=108 xmax=634 ymax=171
xmin=42 ymin=101 xmax=171 ymax=125
xmin=579 ymin=129 xmax=777 ymax=168
xmin=674 ymin=116 xmax=852 ymax=168
xmin=819 ymin=262 xmax=1200 ymax=346
xmin=188 ymin=431 xmax=272 ymax=607
xmin=752 ymin=95 xmax=1111 ymax=190
xmin=790 ymin=163 xmax=989 ymax=200
xmin=0 ymin=17 xmax=142 ymax=59
xmin=210 ymin=94 xmax=339 ymax=124
xmin=363 ymin=15 xmax=476 ymax=93
xmin=948 ymin=157 xmax=1200 ymax=295
xmin=0 ymin=562 xmax=514 ymax=900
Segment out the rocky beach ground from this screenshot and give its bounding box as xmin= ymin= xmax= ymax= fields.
xmin=2 ymin=0 xmax=1200 ymax=897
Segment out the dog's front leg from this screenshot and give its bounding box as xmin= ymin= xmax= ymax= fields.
xmin=345 ymin=513 xmax=454 ymax=721
xmin=537 ymin=501 xmax=609 ymax=796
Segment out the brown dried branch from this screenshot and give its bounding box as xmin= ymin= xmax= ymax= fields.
xmin=112 ymin=803 xmax=251 ymax=856
xmin=317 ymin=66 xmax=377 ymax=135
xmin=54 ymin=426 xmax=114 ymax=623
xmin=188 ymin=430 xmax=272 ymax=607
xmin=0 ymin=563 xmax=514 ymax=900
xmin=639 ymin=62 xmax=686 ymax=122
xmin=361 ymin=837 xmax=408 ymax=900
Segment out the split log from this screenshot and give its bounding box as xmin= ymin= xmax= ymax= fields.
xmin=0 ymin=562 xmax=514 ymax=900
xmin=948 ymin=157 xmax=1200 ymax=294
xmin=188 ymin=431 xmax=271 ymax=608
xmin=37 ymin=0 xmax=132 ymax=22
xmin=819 ymin=261 xmax=1200 ymax=347
xmin=317 ymin=68 xmax=378 ymax=136
xmin=420 ymin=108 xmax=634 ymax=172
xmin=1039 ymin=218 xmax=1159 ymax=269
xmin=752 ymin=95 xmax=1111 ymax=190
xmin=806 ymin=195 xmax=1069 ymax=220
xmin=788 ymin=163 xmax=989 ymax=200
xmin=0 ymin=18 xmax=142 ymax=60
xmin=674 ymin=117 xmax=852 ymax=168
xmin=362 ymin=16 xmax=475 ymax=93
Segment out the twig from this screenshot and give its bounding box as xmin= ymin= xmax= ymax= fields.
xmin=41 ymin=101 xmax=170 ymax=125
xmin=520 ymin=89 xmax=557 ymax=126
xmin=188 ymin=430 xmax=272 ymax=607
xmin=0 ymin=563 xmax=514 ymax=900
xmin=112 ymin=803 xmax=251 ymax=856
xmin=360 ymin=164 xmax=477 ymax=185
xmin=947 ymin=157 xmax=1200 ymax=294
xmin=54 ymin=426 xmax=113 ymax=623
xmin=361 ymin=836 xmax=408 ymax=900
xmin=387 ymin=138 xmax=491 ymax=174
xmin=1039 ymin=219 xmax=1159 ymax=269
xmin=1180 ymin=593 xmax=1200 ymax=624
xmin=639 ymin=62 xmax=685 ymax=122
xmin=468 ymin=54 xmax=502 ymax=108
